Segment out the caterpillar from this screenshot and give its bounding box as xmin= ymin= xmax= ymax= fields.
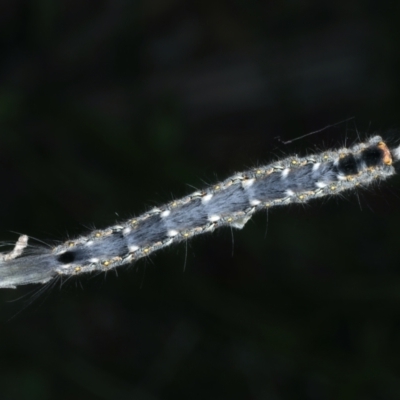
xmin=0 ymin=135 xmax=399 ymax=289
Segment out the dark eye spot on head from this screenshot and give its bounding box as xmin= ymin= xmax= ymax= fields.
xmin=362 ymin=146 xmax=384 ymax=167
xmin=57 ymin=251 xmax=76 ymax=264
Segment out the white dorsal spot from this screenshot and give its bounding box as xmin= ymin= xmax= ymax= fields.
xmin=167 ymin=229 xmax=179 ymax=237
xmin=250 ymin=199 xmax=261 ymax=206
xmin=312 ymin=162 xmax=321 ymax=171
xmin=208 ymin=215 xmax=220 ymax=222
xmin=123 ymin=227 xmax=131 ymax=235
xmin=281 ymin=168 xmax=290 ymax=179
xmin=161 ymin=210 xmax=171 ymax=218
xmin=242 ymin=179 xmax=255 ymax=189
xmin=129 ymin=245 xmax=139 ymax=252
xmin=202 ymin=193 xmax=213 ymax=204
xmin=286 ymin=189 xmax=294 ymax=196
xmin=316 ymin=181 xmax=327 ymax=188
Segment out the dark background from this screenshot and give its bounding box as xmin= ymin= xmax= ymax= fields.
xmin=1 ymin=1 xmax=400 ymax=399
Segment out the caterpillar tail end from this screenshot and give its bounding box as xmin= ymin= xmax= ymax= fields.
xmin=0 ymin=235 xmax=56 ymax=289
xmin=0 ymin=235 xmax=29 ymax=262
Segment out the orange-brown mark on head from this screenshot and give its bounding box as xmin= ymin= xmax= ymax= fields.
xmin=378 ymin=142 xmax=392 ymax=165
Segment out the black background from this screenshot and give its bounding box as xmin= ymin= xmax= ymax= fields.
xmin=1 ymin=1 xmax=400 ymax=399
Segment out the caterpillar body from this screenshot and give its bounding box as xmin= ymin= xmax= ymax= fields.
xmin=0 ymin=136 xmax=399 ymax=289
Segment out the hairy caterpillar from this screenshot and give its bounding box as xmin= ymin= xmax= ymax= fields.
xmin=0 ymin=135 xmax=399 ymax=289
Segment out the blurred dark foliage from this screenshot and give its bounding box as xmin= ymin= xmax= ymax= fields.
xmin=1 ymin=1 xmax=400 ymax=399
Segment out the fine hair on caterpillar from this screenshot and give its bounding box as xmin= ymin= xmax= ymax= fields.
xmin=0 ymin=134 xmax=399 ymax=290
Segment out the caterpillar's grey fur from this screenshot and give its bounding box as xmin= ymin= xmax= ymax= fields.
xmin=0 ymin=136 xmax=398 ymax=289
